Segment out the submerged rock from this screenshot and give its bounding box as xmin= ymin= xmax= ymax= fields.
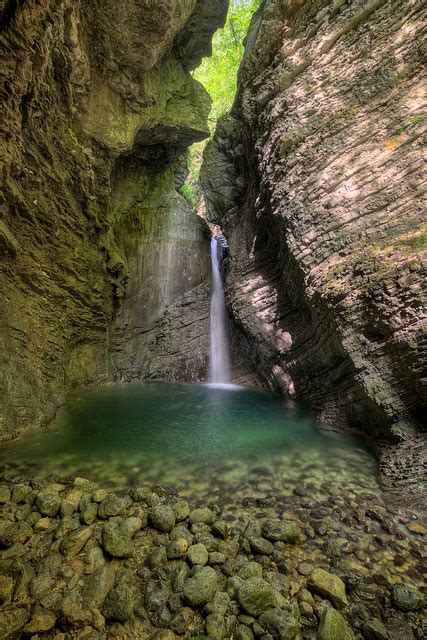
xmin=362 ymin=617 xmax=389 ymax=640
xmin=391 ymin=583 xmax=424 ymax=611
xmin=238 ymin=577 xmax=285 ymax=616
xmin=23 ymin=612 xmax=56 ymax=634
xmin=0 ymin=485 xmax=11 ymax=504
xmin=102 ymin=582 xmax=134 ymax=621
xmin=102 ymin=518 xmax=135 ymax=558
xmin=83 ymin=565 xmax=116 ymax=609
xmin=319 ymin=607 xmax=355 ymax=640
xmin=308 ymin=568 xmax=348 ymax=609
xmin=187 ymin=542 xmax=209 ymax=566
xmin=262 ymin=521 xmax=302 ymax=543
xmin=183 ymin=566 xmax=218 ymax=607
xmin=98 ymin=494 xmax=126 ymax=519
xmin=150 ymin=504 xmax=176 ymax=532
xmin=258 ymin=608 xmax=300 ymax=640
xmin=0 ymin=608 xmax=28 ymax=637
xmin=0 ymin=521 xmax=32 ymax=546
xmin=60 ymin=525 xmax=93 ymax=558
xmin=36 ymin=489 xmax=61 ymax=517
xmin=189 ymin=507 xmax=217 ymax=525
xmin=248 ymin=535 xmax=274 ymax=555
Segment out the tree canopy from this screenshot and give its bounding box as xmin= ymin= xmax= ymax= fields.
xmin=195 ymin=0 xmax=262 ymax=128
xmin=180 ymin=0 xmax=262 ymax=206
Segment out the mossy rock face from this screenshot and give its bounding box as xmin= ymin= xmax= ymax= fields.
xmin=1 ymin=0 xmax=224 ymax=439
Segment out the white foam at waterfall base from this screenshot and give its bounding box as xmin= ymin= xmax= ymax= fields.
xmin=209 ymin=236 xmax=231 ymax=383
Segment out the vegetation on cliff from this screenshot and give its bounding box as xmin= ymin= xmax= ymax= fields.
xmin=180 ymin=0 xmax=262 ymax=205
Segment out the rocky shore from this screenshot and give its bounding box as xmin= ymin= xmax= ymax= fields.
xmin=0 ymin=472 xmax=425 ymax=640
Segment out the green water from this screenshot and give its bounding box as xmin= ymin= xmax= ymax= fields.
xmin=0 ymin=382 xmax=379 ymax=499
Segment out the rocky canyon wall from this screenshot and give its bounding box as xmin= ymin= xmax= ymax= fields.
xmin=0 ymin=0 xmax=228 ymax=438
xmin=201 ymin=0 xmax=426 ymax=480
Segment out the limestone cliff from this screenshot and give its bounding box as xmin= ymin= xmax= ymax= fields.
xmin=0 ymin=0 xmax=228 ymax=438
xmin=201 ymin=0 xmax=426 ymax=483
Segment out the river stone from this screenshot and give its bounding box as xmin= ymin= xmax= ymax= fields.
xmin=170 ymin=607 xmax=194 ymax=634
xmin=60 ymin=499 xmax=76 ymax=517
xmin=206 ymin=591 xmax=231 ymax=616
xmin=102 ymin=518 xmax=134 ymax=558
xmin=12 ymin=484 xmax=34 ymax=504
xmin=212 ymin=520 xmax=229 ymax=539
xmin=167 ymin=538 xmax=189 ymax=559
xmin=98 ymin=494 xmax=126 ymax=519
xmin=170 ymin=525 xmax=194 ymax=545
xmin=248 ymin=536 xmax=274 ymax=555
xmin=171 ymin=499 xmax=190 ymax=521
xmin=150 ymin=504 xmax=176 ymax=532
xmin=189 ymin=507 xmax=217 ymax=525
xmin=102 ymin=582 xmax=134 ymax=621
xmin=60 ymin=526 xmax=93 ymax=558
xmin=319 ymin=607 xmax=355 ymax=640
xmin=23 ymin=612 xmax=56 ymax=634
xmin=258 ymin=609 xmax=300 ymax=639
xmin=227 ymin=576 xmax=244 ymax=599
xmin=1 ymin=521 xmax=33 ymax=546
xmin=0 ymin=608 xmax=28 ymax=636
xmin=147 ymin=546 xmax=168 ymax=568
xmin=236 ymin=624 xmax=255 ymax=640
xmin=0 ymin=575 xmax=13 ymax=604
xmin=81 ymin=502 xmax=98 ymax=525
xmin=83 ymin=565 xmax=116 ymax=609
xmin=238 ymin=577 xmax=286 ymax=616
xmin=60 ymin=594 xmax=93 ymax=629
xmin=206 ymin=612 xmax=226 ymax=638
xmin=209 ymin=551 xmax=226 ymax=565
xmin=262 ymin=521 xmax=302 ymax=543
xmin=362 ymin=618 xmax=389 ymax=640
xmin=264 ymin=571 xmax=289 ymax=596
xmin=30 ymin=574 xmax=52 ymax=600
xmin=187 ymin=542 xmax=209 ymax=566
xmin=308 ymin=569 xmax=348 ymax=609
xmin=239 ymin=562 xmax=263 ymax=580
xmin=0 ymin=485 xmax=11 ymax=504
xmin=183 ymin=566 xmax=218 ymax=607
xmin=391 ymin=583 xmax=424 ymax=611
xmin=36 ymin=489 xmax=61 ymax=517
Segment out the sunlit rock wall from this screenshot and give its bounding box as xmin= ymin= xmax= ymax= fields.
xmin=201 ymin=0 xmax=426 ymax=464
xmin=0 ymin=0 xmax=228 ymax=438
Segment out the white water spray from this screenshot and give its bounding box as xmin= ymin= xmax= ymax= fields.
xmin=209 ymin=236 xmax=231 ymax=383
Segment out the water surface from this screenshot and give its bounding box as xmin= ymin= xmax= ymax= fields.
xmin=0 ymin=383 xmax=379 ymax=502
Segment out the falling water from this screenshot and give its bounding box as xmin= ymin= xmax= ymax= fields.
xmin=209 ymin=236 xmax=231 ymax=383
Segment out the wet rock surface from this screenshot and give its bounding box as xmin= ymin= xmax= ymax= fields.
xmin=0 ymin=0 xmax=227 ymax=439
xmin=201 ymin=0 xmax=427 ymax=500
xmin=0 ymin=472 xmax=425 ymax=639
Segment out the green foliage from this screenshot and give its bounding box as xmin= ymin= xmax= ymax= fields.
xmin=179 ymin=183 xmax=199 ymax=207
xmin=195 ymin=0 xmax=262 ymax=128
xmin=183 ymin=0 xmax=262 ymax=205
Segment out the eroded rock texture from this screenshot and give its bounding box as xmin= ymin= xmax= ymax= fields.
xmin=201 ymin=0 xmax=426 ymax=472
xmin=0 ymin=0 xmax=228 ymax=438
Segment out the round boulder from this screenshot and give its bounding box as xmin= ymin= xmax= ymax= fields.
xmin=150 ymin=504 xmax=176 ymax=532
xmin=238 ymin=577 xmax=285 ymax=617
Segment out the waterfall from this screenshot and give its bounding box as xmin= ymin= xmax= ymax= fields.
xmin=209 ymin=236 xmax=231 ymax=384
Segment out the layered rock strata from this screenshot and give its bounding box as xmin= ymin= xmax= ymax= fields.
xmin=0 ymin=0 xmax=228 ymax=438
xmin=201 ymin=0 xmax=426 ymax=479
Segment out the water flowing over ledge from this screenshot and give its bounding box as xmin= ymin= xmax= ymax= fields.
xmin=209 ymin=232 xmax=231 ymax=384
